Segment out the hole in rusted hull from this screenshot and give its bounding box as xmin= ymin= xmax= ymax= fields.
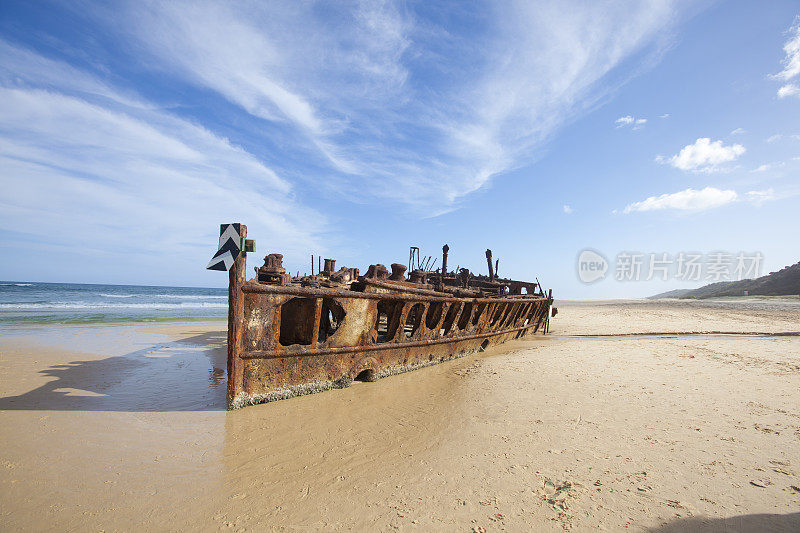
xmin=457 ymin=302 xmax=472 ymax=330
xmin=498 ymin=303 xmax=514 ymax=327
xmin=425 ymin=302 xmax=443 ymax=330
xmin=490 ymin=303 xmax=505 ymax=326
xmin=319 ymin=297 xmax=345 ymax=343
xmin=405 ymin=303 xmax=424 ymax=338
xmin=441 ymin=302 xmax=461 ymax=335
xmin=355 ymin=369 xmax=376 ymax=382
xmin=375 ymin=300 xmax=402 ymax=342
xmin=507 ymin=303 xmax=523 ymax=327
xmin=279 ymin=297 xmax=316 ymax=346
xmin=472 ymin=303 xmax=486 ymax=326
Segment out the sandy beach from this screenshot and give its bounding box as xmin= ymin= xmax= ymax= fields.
xmin=1 ymin=299 xmax=799 ymax=531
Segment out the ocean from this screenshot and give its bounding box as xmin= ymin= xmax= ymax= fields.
xmin=0 ymin=281 xmax=228 ymax=325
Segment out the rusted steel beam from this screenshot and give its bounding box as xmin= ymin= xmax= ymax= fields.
xmin=234 ymin=313 xmax=544 ymax=358
xmin=242 ymin=280 xmax=540 ymax=304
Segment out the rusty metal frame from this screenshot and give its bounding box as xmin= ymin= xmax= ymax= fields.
xmin=223 ymin=224 xmax=554 ymax=409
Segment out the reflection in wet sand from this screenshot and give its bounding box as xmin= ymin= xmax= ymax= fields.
xmin=0 ymin=328 xmax=227 ymax=412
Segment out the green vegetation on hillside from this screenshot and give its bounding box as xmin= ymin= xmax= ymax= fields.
xmin=651 ymin=262 xmax=800 ymax=299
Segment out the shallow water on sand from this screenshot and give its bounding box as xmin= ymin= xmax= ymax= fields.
xmin=0 ymin=324 xmax=228 ymax=411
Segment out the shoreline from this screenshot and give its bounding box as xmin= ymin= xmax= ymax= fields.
xmin=0 ymin=316 xmax=227 ymax=329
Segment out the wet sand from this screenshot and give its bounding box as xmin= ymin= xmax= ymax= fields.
xmin=1 ymin=300 xmax=799 ymax=531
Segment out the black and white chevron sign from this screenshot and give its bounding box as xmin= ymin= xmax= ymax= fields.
xmin=207 ymin=223 xmax=242 ymax=271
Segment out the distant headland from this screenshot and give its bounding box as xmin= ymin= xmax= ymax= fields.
xmin=650 ymin=261 xmax=800 ymax=299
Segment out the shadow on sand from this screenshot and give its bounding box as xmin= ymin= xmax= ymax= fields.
xmin=649 ymin=511 xmax=800 ymax=532
xmin=0 ymin=331 xmax=228 ymax=412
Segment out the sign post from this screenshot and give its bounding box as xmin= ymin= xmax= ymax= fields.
xmin=207 ymin=223 xmax=249 ymax=406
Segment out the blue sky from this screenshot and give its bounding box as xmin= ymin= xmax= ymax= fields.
xmin=0 ymin=0 xmax=798 ymax=298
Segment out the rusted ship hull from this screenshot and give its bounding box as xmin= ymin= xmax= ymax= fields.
xmin=215 ymin=224 xmax=554 ymax=409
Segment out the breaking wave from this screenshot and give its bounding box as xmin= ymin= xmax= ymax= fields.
xmin=0 ymin=302 xmax=228 ymax=310
xmin=154 ymin=294 xmax=227 ymax=299
xmin=98 ymin=293 xmax=226 ymax=299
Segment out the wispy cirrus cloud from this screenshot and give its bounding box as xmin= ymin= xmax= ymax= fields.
xmin=750 ymin=162 xmax=786 ymax=173
xmin=621 ymin=186 xmax=776 ymax=213
xmin=772 ymin=16 xmax=800 ymax=98
xmin=745 ymin=188 xmax=776 ymax=206
xmin=84 ymin=0 xmax=690 ymax=212
xmin=0 ymin=40 xmax=146 ymax=109
xmin=0 ymin=43 xmax=326 ymax=281
xmin=657 ymin=137 xmax=745 ymax=173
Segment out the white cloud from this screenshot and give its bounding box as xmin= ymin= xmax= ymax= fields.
xmin=751 ymin=162 xmax=786 ymax=173
xmin=745 ymin=188 xmax=775 ymax=206
xmin=80 ymin=0 xmax=689 ymax=212
xmin=615 ymin=115 xmax=646 ymax=129
xmin=730 ymin=127 xmax=746 ymax=135
xmin=766 ymin=134 xmax=783 ymax=143
xmin=623 ymin=187 xmax=738 ymax=213
xmin=622 ymin=186 xmax=779 ymax=214
xmin=778 ymin=83 xmax=800 ymax=98
xmin=659 ymin=138 xmax=745 ymax=172
xmin=658 ymin=113 xmax=670 ymax=119
xmin=615 ymin=115 xmax=635 ymax=127
xmin=773 ymin=17 xmax=800 ymax=82
xmin=772 ymin=17 xmax=800 ymax=98
xmin=563 ymin=204 xmax=574 ymax=214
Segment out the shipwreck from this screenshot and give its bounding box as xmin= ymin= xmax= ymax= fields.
xmin=208 ymin=223 xmax=556 ymax=409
